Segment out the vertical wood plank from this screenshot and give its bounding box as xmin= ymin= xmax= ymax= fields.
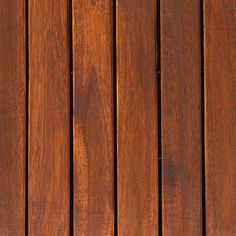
xmin=161 ymin=1 xmax=202 ymax=235
xmin=117 ymin=0 xmax=158 ymax=235
xmin=205 ymin=1 xmax=236 ymax=235
xmin=28 ymin=0 xmax=70 ymax=234
xmin=73 ymin=1 xmax=114 ymax=235
xmin=0 ymin=0 xmax=25 ymax=234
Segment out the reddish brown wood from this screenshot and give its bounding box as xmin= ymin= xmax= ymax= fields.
xmin=1 ymin=1 xmax=236 ymax=234
xmin=161 ymin=1 xmax=202 ymax=235
xmin=117 ymin=0 xmax=158 ymax=235
xmin=73 ymin=0 xmax=114 ymax=235
xmin=0 ymin=0 xmax=26 ymax=234
xmin=205 ymin=0 xmax=236 ymax=235
xmin=28 ymin=1 xmax=70 ymax=234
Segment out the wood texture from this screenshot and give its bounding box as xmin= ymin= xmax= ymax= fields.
xmin=205 ymin=0 xmax=236 ymax=235
xmin=161 ymin=1 xmax=202 ymax=235
xmin=28 ymin=1 xmax=70 ymax=234
xmin=73 ymin=1 xmax=114 ymax=235
xmin=0 ymin=0 xmax=25 ymax=235
xmin=1 ymin=1 xmax=236 ymax=234
xmin=117 ymin=0 xmax=158 ymax=235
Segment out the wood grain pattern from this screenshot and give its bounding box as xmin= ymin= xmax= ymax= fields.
xmin=205 ymin=1 xmax=236 ymax=235
xmin=73 ymin=1 xmax=114 ymax=235
xmin=28 ymin=1 xmax=70 ymax=235
xmin=161 ymin=1 xmax=202 ymax=235
xmin=117 ymin=0 xmax=158 ymax=235
xmin=0 ymin=0 xmax=25 ymax=235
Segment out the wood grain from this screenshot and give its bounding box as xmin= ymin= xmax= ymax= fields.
xmin=73 ymin=1 xmax=114 ymax=235
xmin=28 ymin=1 xmax=70 ymax=235
xmin=117 ymin=0 xmax=158 ymax=235
xmin=161 ymin=1 xmax=202 ymax=235
xmin=0 ymin=0 xmax=26 ymax=235
xmin=205 ymin=0 xmax=236 ymax=235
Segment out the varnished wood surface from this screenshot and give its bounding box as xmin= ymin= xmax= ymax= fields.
xmin=205 ymin=0 xmax=236 ymax=235
xmin=0 ymin=1 xmax=26 ymax=235
xmin=28 ymin=0 xmax=70 ymax=235
xmin=73 ymin=0 xmax=114 ymax=235
xmin=117 ymin=0 xmax=159 ymax=235
xmin=0 ymin=1 xmax=235 ymax=235
xmin=161 ymin=1 xmax=202 ymax=235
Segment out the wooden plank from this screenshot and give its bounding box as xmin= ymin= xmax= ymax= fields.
xmin=117 ymin=0 xmax=158 ymax=235
xmin=0 ymin=0 xmax=26 ymax=234
xmin=72 ymin=1 xmax=114 ymax=235
xmin=28 ymin=1 xmax=70 ymax=234
xmin=161 ymin=1 xmax=202 ymax=235
xmin=205 ymin=0 xmax=236 ymax=235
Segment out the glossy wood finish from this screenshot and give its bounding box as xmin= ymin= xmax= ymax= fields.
xmin=1 ymin=1 xmax=236 ymax=235
xmin=28 ymin=1 xmax=70 ymax=234
xmin=161 ymin=1 xmax=202 ymax=235
xmin=73 ymin=1 xmax=114 ymax=235
xmin=117 ymin=0 xmax=159 ymax=235
xmin=205 ymin=0 xmax=236 ymax=235
xmin=0 ymin=1 xmax=26 ymax=235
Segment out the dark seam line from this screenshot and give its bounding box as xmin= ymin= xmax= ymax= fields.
xmin=25 ymin=0 xmax=29 ymax=235
xmin=200 ymin=0 xmax=206 ymax=235
xmin=69 ymin=0 xmax=74 ymax=235
xmin=113 ymin=0 xmax=118 ymax=235
xmin=157 ymin=0 xmax=162 ymax=235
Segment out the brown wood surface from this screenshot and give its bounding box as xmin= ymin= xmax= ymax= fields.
xmin=161 ymin=1 xmax=202 ymax=235
xmin=205 ymin=0 xmax=236 ymax=235
xmin=28 ymin=0 xmax=70 ymax=235
xmin=117 ymin=0 xmax=158 ymax=235
xmin=73 ymin=1 xmax=114 ymax=235
xmin=1 ymin=1 xmax=236 ymax=234
xmin=0 ymin=0 xmax=26 ymax=235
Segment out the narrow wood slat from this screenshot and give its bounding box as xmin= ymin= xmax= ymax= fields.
xmin=117 ymin=0 xmax=158 ymax=235
xmin=205 ymin=1 xmax=236 ymax=235
xmin=28 ymin=1 xmax=70 ymax=234
xmin=161 ymin=1 xmax=202 ymax=235
xmin=0 ymin=0 xmax=26 ymax=234
xmin=73 ymin=1 xmax=114 ymax=235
